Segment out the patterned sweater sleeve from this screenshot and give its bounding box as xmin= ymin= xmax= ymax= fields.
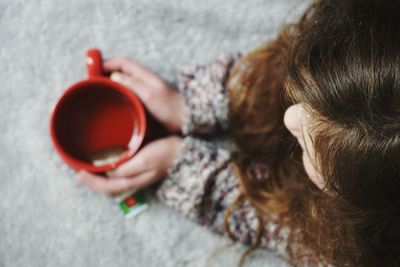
xmin=156 ymin=136 xmax=295 ymax=263
xmin=177 ymin=54 xmax=240 ymax=135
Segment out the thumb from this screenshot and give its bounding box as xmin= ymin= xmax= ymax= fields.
xmin=110 ymin=72 xmax=149 ymax=102
xmin=110 ymin=72 xmax=134 ymax=88
xmin=106 ymin=153 xmax=147 ymax=178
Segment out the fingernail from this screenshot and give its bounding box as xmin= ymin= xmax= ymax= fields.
xmin=76 ymin=171 xmax=84 ymax=180
xmin=75 ymin=172 xmax=83 ymax=181
xmin=110 ymin=72 xmax=122 ymax=82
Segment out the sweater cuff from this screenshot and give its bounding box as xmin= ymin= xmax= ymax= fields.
xmin=177 ymin=54 xmax=241 ymax=135
xmin=157 ymin=136 xmax=231 ymax=221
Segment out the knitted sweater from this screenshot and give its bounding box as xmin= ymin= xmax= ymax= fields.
xmin=156 ymin=55 xmax=322 ymax=266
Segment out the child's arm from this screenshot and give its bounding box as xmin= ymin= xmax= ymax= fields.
xmin=177 ymin=54 xmax=241 ymax=135
xmin=157 ymin=136 xmax=293 ymax=262
xmin=102 ymin=55 xmax=240 ymax=136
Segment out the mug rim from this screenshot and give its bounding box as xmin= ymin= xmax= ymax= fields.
xmin=50 ymin=76 xmax=146 ymax=173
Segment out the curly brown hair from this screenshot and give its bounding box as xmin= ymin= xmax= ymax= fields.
xmin=226 ymin=0 xmax=400 ymax=266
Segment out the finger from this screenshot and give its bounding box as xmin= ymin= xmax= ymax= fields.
xmin=76 ymin=170 xmax=131 ymax=196
xmin=103 ymin=58 xmax=146 ymax=76
xmin=110 ymin=72 xmax=151 ymax=101
xmin=115 ymin=170 xmax=158 ymax=193
xmin=105 ymin=151 xmax=148 ymax=178
xmin=76 ymin=170 xmax=156 ymax=196
xmin=103 ymin=58 xmax=162 ymax=87
xmin=106 ymin=137 xmax=170 ymax=178
xmin=76 ymin=170 xmax=114 ymax=195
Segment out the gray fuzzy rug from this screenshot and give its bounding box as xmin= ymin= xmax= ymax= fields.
xmin=0 ymin=0 xmax=308 ymax=266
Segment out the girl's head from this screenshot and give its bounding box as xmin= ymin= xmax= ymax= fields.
xmin=228 ymin=0 xmax=400 ymax=265
xmin=286 ymin=0 xmax=400 ymax=263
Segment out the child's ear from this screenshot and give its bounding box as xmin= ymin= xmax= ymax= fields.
xmin=283 ymin=104 xmax=308 ymax=137
xmin=296 ymin=103 xmax=307 ymax=120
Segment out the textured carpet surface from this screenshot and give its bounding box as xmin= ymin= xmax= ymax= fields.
xmin=0 ymin=0 xmax=308 ymax=266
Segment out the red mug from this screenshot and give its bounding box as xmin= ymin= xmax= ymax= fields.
xmin=50 ymin=48 xmax=164 ymax=173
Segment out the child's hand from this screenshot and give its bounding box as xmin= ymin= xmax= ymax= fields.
xmin=75 ymin=136 xmax=183 ymax=196
xmin=104 ymin=58 xmax=183 ymax=133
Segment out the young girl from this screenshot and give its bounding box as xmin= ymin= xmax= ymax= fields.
xmin=76 ymin=0 xmax=400 ymax=265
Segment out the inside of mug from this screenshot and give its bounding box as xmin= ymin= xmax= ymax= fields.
xmin=53 ymin=84 xmax=140 ymax=165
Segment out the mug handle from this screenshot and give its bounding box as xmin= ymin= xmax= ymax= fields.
xmin=86 ymin=48 xmax=103 ymax=78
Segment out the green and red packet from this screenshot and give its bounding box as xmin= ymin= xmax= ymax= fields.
xmin=114 ymin=190 xmax=148 ymax=219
